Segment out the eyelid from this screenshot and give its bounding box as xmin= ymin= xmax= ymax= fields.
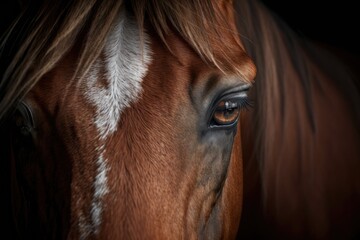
xmin=215 ymin=83 xmax=250 ymax=104
xmin=216 ymin=91 xmax=248 ymax=106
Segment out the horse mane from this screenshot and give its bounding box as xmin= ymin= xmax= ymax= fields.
xmin=236 ymin=0 xmax=360 ymax=237
xmin=0 ymin=0 xmax=239 ymax=122
xmin=236 ymin=0 xmax=360 ymax=149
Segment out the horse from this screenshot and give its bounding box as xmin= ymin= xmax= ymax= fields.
xmin=0 ymin=0 xmax=359 ymax=239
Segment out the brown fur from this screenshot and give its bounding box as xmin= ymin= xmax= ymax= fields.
xmin=1 ymin=0 xmax=255 ymax=239
xmin=0 ymin=0 xmax=251 ymax=121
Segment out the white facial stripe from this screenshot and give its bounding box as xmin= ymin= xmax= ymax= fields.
xmin=91 ymin=153 xmax=108 ymax=233
xmin=82 ymin=9 xmax=152 ymax=237
xmin=88 ymin=10 xmax=152 ymax=140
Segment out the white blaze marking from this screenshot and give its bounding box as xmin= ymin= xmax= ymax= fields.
xmin=82 ymin=9 xmax=152 ymax=237
xmin=90 ymin=152 xmax=108 ymax=234
xmin=87 ymin=11 xmax=152 ymax=139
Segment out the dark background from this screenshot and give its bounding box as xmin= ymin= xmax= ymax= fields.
xmin=261 ymin=0 xmax=359 ymax=56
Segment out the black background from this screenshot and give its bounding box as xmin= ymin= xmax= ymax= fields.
xmin=261 ymin=0 xmax=359 ymax=56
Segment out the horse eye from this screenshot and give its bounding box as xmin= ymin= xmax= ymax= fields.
xmin=212 ymin=100 xmax=241 ymax=126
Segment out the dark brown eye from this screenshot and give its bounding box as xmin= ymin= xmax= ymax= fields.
xmin=212 ymin=100 xmax=240 ymax=125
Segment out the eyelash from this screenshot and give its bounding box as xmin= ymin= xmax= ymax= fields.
xmin=236 ymin=97 xmax=253 ymax=111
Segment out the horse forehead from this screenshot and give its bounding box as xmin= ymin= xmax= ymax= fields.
xmin=85 ymin=10 xmax=152 ymax=140
xmin=85 ymin=0 xmax=251 ymax=136
xmin=75 ymin=10 xmax=154 ymax=237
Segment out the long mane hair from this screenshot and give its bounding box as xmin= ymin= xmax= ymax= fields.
xmin=236 ymin=0 xmax=360 ymax=238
